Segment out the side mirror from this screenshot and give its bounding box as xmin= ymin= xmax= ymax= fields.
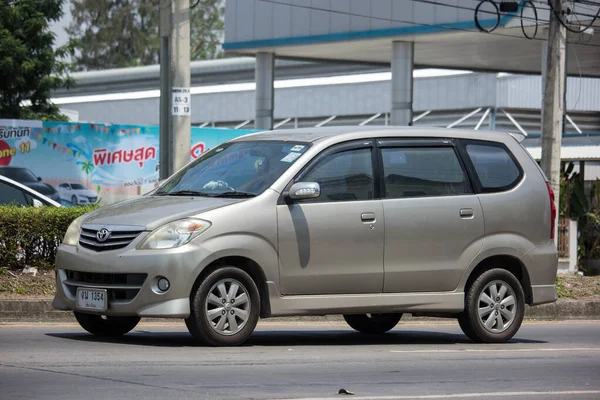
xmin=288 ymin=182 xmax=320 ymax=201
xmin=32 ymin=199 xmax=43 ymax=208
xmin=37 ymin=177 xmax=42 ymax=182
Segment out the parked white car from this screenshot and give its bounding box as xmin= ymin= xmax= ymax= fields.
xmin=0 ymin=175 xmax=61 ymax=207
xmin=57 ymin=183 xmax=98 ymax=206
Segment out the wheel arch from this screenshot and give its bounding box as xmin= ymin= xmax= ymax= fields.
xmin=465 ymin=255 xmax=533 ymax=305
xmin=190 ymin=256 xmax=272 ymax=318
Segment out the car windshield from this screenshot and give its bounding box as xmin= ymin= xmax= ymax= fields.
xmin=71 ymin=184 xmax=85 ymax=190
xmin=154 ymin=140 xmax=311 ymax=197
xmin=0 ymin=168 xmax=38 ymax=183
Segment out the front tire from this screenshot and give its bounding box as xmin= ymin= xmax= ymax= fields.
xmin=343 ymin=313 xmax=402 ymax=334
xmin=71 ymin=195 xmax=78 ymax=206
xmin=185 ymin=267 xmax=260 ymax=346
xmin=458 ymin=268 xmax=525 ymax=343
xmin=74 ymin=312 xmax=140 ymax=337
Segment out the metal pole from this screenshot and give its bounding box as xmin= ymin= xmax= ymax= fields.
xmin=159 ymin=0 xmax=191 ymax=180
xmin=541 ymin=0 xmax=566 ymax=241
xmin=159 ymin=0 xmax=171 ymax=181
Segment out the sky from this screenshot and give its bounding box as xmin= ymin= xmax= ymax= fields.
xmin=49 ymin=0 xmax=72 ymax=49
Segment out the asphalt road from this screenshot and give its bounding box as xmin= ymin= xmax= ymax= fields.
xmin=1 ymin=320 xmax=599 ymax=400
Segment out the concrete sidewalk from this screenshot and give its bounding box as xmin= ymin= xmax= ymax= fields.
xmin=1 ymin=298 xmax=599 ymax=322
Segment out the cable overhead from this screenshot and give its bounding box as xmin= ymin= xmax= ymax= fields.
xmin=547 ymin=0 xmax=600 ymax=33
xmin=520 ymin=1 xmax=539 ymax=39
xmin=475 ymin=0 xmax=501 ymax=33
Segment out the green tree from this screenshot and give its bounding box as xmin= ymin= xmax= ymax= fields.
xmin=190 ymin=0 xmax=224 ymax=61
xmin=67 ymin=0 xmax=224 ymax=71
xmin=79 ymin=159 xmax=94 ymax=186
xmin=0 ymin=0 xmax=74 ymax=120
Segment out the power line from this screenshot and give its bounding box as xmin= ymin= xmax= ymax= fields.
xmin=256 ymin=0 xmax=600 ymax=49
xmin=547 ymin=0 xmax=600 ymax=33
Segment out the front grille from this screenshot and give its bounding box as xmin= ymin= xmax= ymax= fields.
xmin=66 ymin=270 xmax=146 ymax=286
xmin=88 ymin=196 xmax=97 ymax=203
xmin=64 ymin=270 xmax=147 ymax=302
xmin=79 ymin=225 xmax=144 ymax=252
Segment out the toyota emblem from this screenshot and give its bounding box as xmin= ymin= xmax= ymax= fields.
xmin=96 ymin=228 xmax=111 ymax=242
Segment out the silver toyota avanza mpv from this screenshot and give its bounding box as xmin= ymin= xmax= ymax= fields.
xmin=53 ymin=127 xmax=558 ymax=346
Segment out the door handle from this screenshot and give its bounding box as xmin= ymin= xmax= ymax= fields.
xmin=361 ymin=212 xmax=376 ymax=222
xmin=460 ymin=208 xmax=474 ymax=218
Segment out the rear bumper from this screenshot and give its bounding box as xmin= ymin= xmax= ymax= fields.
xmin=531 ymin=284 xmax=557 ymax=306
xmin=521 ymin=240 xmax=558 ymax=306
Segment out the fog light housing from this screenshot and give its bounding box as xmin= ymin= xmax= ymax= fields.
xmin=157 ymin=277 xmax=170 ymax=292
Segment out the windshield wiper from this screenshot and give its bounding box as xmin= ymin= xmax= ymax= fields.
xmin=158 ymin=190 xmax=212 ymax=197
xmin=212 ymin=191 xmax=256 ymax=198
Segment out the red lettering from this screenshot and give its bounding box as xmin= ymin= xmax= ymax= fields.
xmin=93 ymin=149 xmax=108 ymax=166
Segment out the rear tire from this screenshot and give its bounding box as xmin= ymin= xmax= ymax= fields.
xmin=458 ymin=268 xmax=525 ymax=343
xmin=74 ymin=312 xmax=140 ymax=337
xmin=185 ymin=267 xmax=260 ymax=346
xmin=343 ymin=313 xmax=402 ymax=334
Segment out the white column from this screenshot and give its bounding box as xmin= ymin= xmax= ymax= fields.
xmin=255 ymin=52 xmax=275 ymax=130
xmin=391 ymin=41 xmax=414 ymax=126
xmin=541 ymin=39 xmax=547 ymax=125
xmin=569 ymin=219 xmax=578 ymax=274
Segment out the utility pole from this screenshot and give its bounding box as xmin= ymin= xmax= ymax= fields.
xmin=159 ymin=0 xmax=191 ymax=181
xmin=541 ymin=0 xmax=566 ymax=241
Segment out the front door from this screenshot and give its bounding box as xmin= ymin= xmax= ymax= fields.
xmin=277 ymin=142 xmax=384 ymax=295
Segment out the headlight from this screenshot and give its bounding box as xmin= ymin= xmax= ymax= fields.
xmin=137 ymin=218 xmax=211 ymax=250
xmin=62 ymin=215 xmax=85 ymax=246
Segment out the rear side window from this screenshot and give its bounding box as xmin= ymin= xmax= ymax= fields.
xmin=465 ymin=143 xmax=521 ymax=192
xmin=382 ymin=147 xmax=468 ymax=198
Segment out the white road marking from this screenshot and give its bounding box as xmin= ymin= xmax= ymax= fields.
xmin=390 ymin=347 xmax=600 ymax=354
xmin=273 ymin=390 xmax=600 ymax=400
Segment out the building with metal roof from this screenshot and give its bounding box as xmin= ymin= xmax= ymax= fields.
xmin=53 ymin=57 xmax=599 ymax=132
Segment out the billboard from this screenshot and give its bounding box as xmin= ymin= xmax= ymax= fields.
xmin=0 ymin=119 xmax=255 ymax=205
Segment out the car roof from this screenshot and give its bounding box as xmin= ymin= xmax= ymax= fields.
xmin=232 ymin=125 xmax=515 ymax=144
xmin=0 ymin=175 xmax=61 ymax=207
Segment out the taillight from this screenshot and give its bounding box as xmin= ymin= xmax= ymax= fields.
xmin=546 ymin=182 xmax=556 ymax=240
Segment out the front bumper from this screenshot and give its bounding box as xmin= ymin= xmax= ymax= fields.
xmin=53 ymin=239 xmax=212 ymax=318
xmin=76 ymin=197 xmax=97 ymax=205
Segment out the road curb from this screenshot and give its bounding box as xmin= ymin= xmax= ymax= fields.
xmin=1 ymin=298 xmax=599 ymax=323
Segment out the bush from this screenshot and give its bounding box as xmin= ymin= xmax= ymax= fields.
xmin=0 ymin=205 xmax=99 ymax=270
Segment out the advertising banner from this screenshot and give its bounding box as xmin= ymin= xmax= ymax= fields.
xmin=0 ymin=119 xmax=255 ymax=205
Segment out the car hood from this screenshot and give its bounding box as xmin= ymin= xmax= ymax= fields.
xmin=23 ymin=182 xmax=56 ymax=195
xmin=82 ymin=195 xmax=245 ymax=230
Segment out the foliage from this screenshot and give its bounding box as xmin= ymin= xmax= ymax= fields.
xmin=0 ymin=204 xmax=99 ymax=270
xmin=560 ymin=163 xmax=600 ymax=274
xmin=555 ymin=276 xmax=568 ymax=298
xmin=67 ymin=0 xmax=224 ymax=71
xmin=559 ymin=162 xmax=588 ymax=219
xmin=0 ymin=0 xmax=74 ymax=120
xmin=578 ymin=179 xmax=600 ymax=275
xmin=189 ymin=0 xmax=224 ymax=61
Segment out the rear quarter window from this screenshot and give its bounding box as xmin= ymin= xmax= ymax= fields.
xmin=464 ymin=142 xmax=522 ymax=192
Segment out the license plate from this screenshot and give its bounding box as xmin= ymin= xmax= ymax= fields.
xmin=76 ymin=288 xmax=107 ymax=311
